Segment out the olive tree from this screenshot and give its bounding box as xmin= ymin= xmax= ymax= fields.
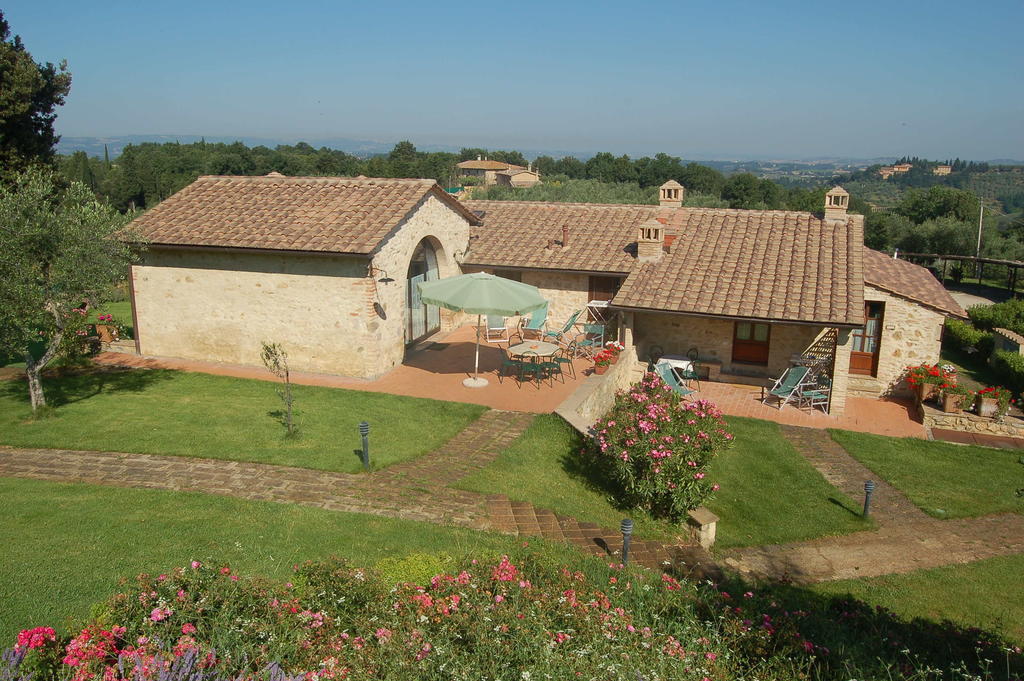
xmin=0 ymin=169 xmax=136 ymax=413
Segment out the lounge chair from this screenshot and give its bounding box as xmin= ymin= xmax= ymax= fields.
xmin=761 ymin=366 xmax=812 ymax=410
xmin=654 ymin=362 xmax=694 ymax=397
xmin=799 ymin=375 xmax=831 ymax=412
xmin=519 ymin=302 xmax=548 ymax=340
xmin=575 ymin=323 xmax=606 ymax=358
xmin=543 ymin=309 xmax=583 ymax=346
xmin=676 ymin=347 xmax=702 ymax=390
xmin=485 ymin=315 xmax=508 ymax=343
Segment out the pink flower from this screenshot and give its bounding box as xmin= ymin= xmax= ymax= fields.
xmin=494 ymin=594 xmax=504 ymax=603
xmin=14 ymin=626 xmax=56 ymax=651
xmin=149 ymin=607 xmax=172 ymax=622
xmin=181 ymin=623 xmax=196 ymax=635
xmin=705 ymin=652 xmax=717 ymax=660
xmin=491 ymin=556 xmax=519 ymax=582
xmin=190 ymin=561 xmax=201 ymax=569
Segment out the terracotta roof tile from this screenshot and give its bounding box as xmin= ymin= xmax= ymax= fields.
xmin=456 ymin=160 xmax=524 ymax=171
xmin=613 ymin=205 xmax=866 ymax=324
xmin=128 ymin=175 xmax=480 ymax=254
xmin=863 ymin=248 xmax=966 ymax=317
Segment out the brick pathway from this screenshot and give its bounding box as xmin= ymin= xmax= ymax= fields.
xmin=714 ymin=425 xmax=1024 ymax=583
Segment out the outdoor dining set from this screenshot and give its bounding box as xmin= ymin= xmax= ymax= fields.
xmin=485 ymin=305 xmax=609 ymax=388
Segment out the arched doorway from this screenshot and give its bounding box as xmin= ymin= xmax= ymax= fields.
xmin=406 ymin=239 xmax=441 ymax=344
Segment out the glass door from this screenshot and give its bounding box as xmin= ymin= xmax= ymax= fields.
xmin=849 ymin=302 xmax=884 ymax=375
xmin=406 ymin=240 xmax=440 ymax=344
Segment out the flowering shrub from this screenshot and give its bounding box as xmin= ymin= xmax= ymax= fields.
xmin=904 ymin=363 xmax=955 ymax=387
xmin=8 ymin=552 xmax=1021 ymax=681
xmin=605 ymin=340 xmax=625 ymax=355
xmin=589 ymin=372 xmax=732 ymax=520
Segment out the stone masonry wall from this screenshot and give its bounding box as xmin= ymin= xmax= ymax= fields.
xmin=132 ymin=194 xmax=473 ymax=380
xmin=366 ymin=194 xmax=472 ymax=376
xmin=846 ymin=285 xmax=946 ymax=398
xmin=132 ymin=248 xmax=375 ymax=376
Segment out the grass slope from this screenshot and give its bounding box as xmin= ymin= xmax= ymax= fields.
xmin=830 ymin=430 xmax=1024 ymax=518
xmin=0 ymin=369 xmax=485 ymax=473
xmin=0 ymin=477 xmax=528 ymax=641
xmin=456 ymin=414 xmax=871 ymax=549
xmin=813 ymin=554 xmax=1024 ymax=643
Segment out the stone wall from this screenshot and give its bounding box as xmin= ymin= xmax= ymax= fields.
xmin=920 ymin=403 xmax=1024 ymax=438
xmin=845 ymin=285 xmax=946 ymax=398
xmin=132 ymin=193 xmax=473 ymax=379
xmin=367 ymin=194 xmax=472 ymax=376
xmin=556 ymin=343 xmax=644 ymax=433
xmin=132 ymin=248 xmax=375 ymax=376
xmin=633 ymin=312 xmax=827 ymax=378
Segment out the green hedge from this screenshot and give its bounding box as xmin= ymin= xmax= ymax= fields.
xmin=943 ymin=318 xmax=993 ymax=357
xmin=967 ymin=298 xmax=1024 ymax=335
xmin=990 ymin=349 xmax=1024 ymax=396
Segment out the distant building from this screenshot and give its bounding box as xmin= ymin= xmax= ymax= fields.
xmin=495 ymin=167 xmax=542 ymax=188
xmin=456 ymin=157 xmax=541 ymax=187
xmin=878 ymin=163 xmax=913 ymax=179
xmin=933 ymin=164 xmax=952 ymax=176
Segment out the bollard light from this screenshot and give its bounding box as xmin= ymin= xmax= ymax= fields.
xmin=359 ymin=421 xmax=370 ymax=471
xmin=863 ymin=479 xmax=875 ymax=517
xmin=620 ymin=518 xmax=634 ymax=566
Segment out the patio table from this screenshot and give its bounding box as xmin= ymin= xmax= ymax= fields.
xmin=656 ymin=355 xmax=693 ymax=375
xmin=508 ymin=340 xmax=560 ymax=358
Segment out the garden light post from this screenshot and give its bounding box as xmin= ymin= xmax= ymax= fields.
xmin=863 ymin=480 xmax=875 ymax=517
xmin=359 ymin=421 xmax=370 ymax=471
xmin=620 ymin=518 xmax=633 ymax=566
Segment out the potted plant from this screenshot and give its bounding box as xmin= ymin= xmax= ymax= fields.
xmin=93 ymin=313 xmax=121 ymax=343
xmin=975 ymin=386 xmax=1012 ymax=420
xmin=593 ymin=350 xmax=614 ymax=375
xmin=905 ymin=364 xmax=952 ymax=403
xmin=940 ymin=383 xmax=972 ymax=414
xmin=605 ymin=340 xmax=625 ymax=365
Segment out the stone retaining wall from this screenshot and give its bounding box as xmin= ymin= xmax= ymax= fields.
xmin=920 ymin=403 xmax=1024 ymax=438
xmin=556 ymin=345 xmax=644 ymax=434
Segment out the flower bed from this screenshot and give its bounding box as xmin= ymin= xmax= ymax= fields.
xmin=7 ymin=553 xmax=1020 ymax=681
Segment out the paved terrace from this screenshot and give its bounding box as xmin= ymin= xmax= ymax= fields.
xmin=95 ymin=325 xmax=590 ymax=414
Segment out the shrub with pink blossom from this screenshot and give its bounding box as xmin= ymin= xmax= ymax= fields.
xmin=588 ymin=372 xmax=733 ymax=520
xmin=7 ymin=551 xmax=1021 ymax=681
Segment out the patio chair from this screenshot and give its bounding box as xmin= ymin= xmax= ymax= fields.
xmin=498 ymin=346 xmax=525 ymax=385
xmin=761 ymin=366 xmax=812 ymax=410
xmin=517 ymin=350 xmax=544 ymax=389
xmin=551 ymin=342 xmax=577 ymax=380
xmin=543 ymin=309 xmax=583 ymax=346
xmin=654 ymin=362 xmax=694 ymax=397
xmin=575 ymin=323 xmax=606 ymax=358
xmin=485 ymin=315 xmax=508 ymax=343
xmin=519 ymin=302 xmax=548 ymax=340
xmin=646 ymin=344 xmax=665 ymax=370
xmin=676 ymin=347 xmax=702 ymax=390
xmin=799 ymin=375 xmax=831 ymax=413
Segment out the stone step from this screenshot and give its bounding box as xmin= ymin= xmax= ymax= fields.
xmin=532 ymin=507 xmax=566 ymax=542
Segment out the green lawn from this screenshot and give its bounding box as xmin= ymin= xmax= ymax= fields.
xmin=830 ymin=430 xmax=1024 ymax=518
xmin=0 ymin=476 xmax=538 ymax=642
xmin=0 ymin=369 xmax=486 ymax=473
xmin=813 ymin=554 xmax=1024 ymax=643
xmin=456 ymin=414 xmax=871 ymax=549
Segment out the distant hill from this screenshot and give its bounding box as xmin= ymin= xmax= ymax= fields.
xmin=56 ymin=135 xmax=398 ymax=159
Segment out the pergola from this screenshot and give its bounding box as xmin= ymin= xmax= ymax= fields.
xmin=899 ymin=253 xmax=1024 ymax=293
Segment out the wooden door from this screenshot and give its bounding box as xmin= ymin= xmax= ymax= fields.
xmin=732 ymin=322 xmax=770 ymax=365
xmin=588 ymin=276 xmax=620 ymax=321
xmin=849 ymin=302 xmax=884 ymax=375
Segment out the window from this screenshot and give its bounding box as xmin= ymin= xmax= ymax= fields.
xmin=494 ymin=269 xmax=522 ymax=282
xmin=732 ymin=322 xmax=770 ymax=365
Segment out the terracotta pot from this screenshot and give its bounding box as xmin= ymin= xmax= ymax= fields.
xmin=94 ymin=324 xmax=117 ymax=343
xmin=976 ymin=396 xmax=999 ymax=418
xmin=940 ymin=392 xmax=964 ymax=413
xmin=594 ymin=364 xmax=609 ymax=375
xmin=913 ymin=382 xmax=939 ymax=403
xmin=609 ymin=354 xmax=619 ymax=365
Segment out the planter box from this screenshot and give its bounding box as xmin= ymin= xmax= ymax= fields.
xmin=976 ymin=396 xmax=1000 ymax=418
xmin=594 ymin=364 xmax=609 ymax=375
xmin=941 ymin=392 xmax=966 ymax=413
xmin=914 ymin=382 xmax=940 ymax=403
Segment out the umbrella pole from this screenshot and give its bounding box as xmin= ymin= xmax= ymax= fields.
xmin=464 ymin=313 xmax=489 ymax=388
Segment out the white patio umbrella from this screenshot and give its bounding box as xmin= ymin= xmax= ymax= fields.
xmin=417 ymin=272 xmax=547 ymax=388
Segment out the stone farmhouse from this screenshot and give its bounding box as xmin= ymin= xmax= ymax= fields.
xmin=126 ymin=176 xmax=964 ymax=416
xmin=456 ymin=158 xmax=541 ymax=187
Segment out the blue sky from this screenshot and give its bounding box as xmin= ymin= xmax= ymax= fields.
xmin=5 ymin=0 xmax=1023 ymax=160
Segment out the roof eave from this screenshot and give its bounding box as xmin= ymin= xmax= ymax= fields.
xmin=609 ymin=303 xmax=864 ymax=329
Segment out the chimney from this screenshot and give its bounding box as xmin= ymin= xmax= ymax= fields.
xmin=659 ymin=180 xmax=685 ymax=207
xmin=824 ymin=186 xmax=850 ymax=223
xmin=561 ymin=224 xmax=569 ymax=248
xmin=477 ymin=155 xmax=482 ymax=161
xmin=636 ymin=218 xmax=664 ymax=263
